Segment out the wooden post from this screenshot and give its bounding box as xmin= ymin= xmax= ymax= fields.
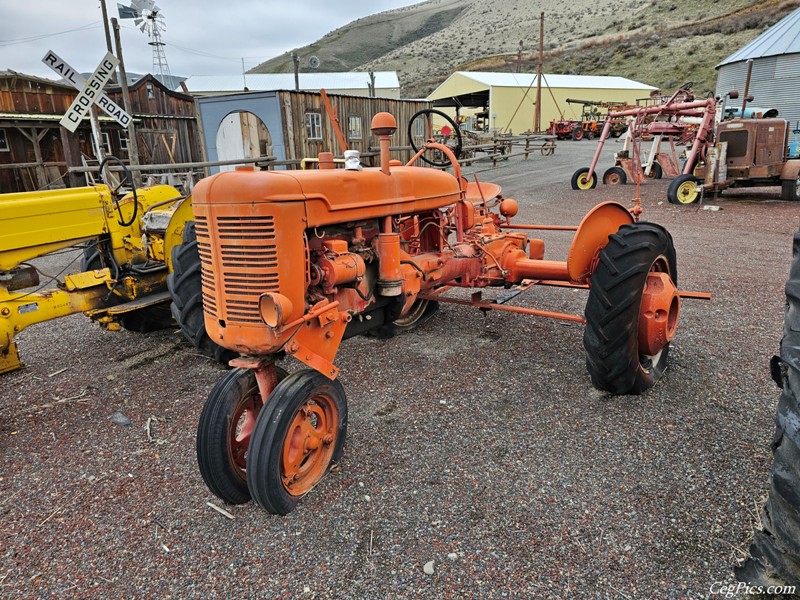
xmin=534 ymin=12 xmax=544 ymax=134
xmin=60 ymin=127 xmax=83 ymax=187
xmin=292 ymin=53 xmax=300 ymax=90
xmin=17 ymin=127 xmax=49 ymax=189
xmin=99 ymin=0 xmax=116 ymax=84
xmin=112 ymin=17 xmax=142 ymax=186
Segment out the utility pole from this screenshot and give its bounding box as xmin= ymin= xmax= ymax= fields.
xmin=292 ymin=52 xmax=300 ymax=90
xmin=99 ymin=0 xmax=116 ymax=82
xmin=112 ymin=17 xmax=142 ymax=186
xmin=534 ymin=12 xmax=544 ymax=134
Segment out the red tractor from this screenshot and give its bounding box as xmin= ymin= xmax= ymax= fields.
xmin=188 ymin=111 xmax=701 ymax=514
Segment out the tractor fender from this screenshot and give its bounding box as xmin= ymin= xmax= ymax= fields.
xmin=163 ymin=196 xmax=194 ymax=273
xmin=566 ymin=201 xmax=635 ymax=284
xmin=780 ymin=159 xmax=800 ymax=181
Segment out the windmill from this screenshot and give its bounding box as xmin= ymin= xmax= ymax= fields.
xmin=117 ymin=0 xmax=172 ymax=85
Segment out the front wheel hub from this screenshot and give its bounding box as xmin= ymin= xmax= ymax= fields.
xmin=638 ymin=272 xmax=680 ymax=356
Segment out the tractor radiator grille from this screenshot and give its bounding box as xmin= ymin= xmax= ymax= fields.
xmin=196 ymin=215 xmax=279 ymax=324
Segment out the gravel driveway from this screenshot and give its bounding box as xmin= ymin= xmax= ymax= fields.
xmin=1 ymin=141 xmax=796 ymax=598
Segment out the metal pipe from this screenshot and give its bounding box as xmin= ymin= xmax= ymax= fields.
xmin=502 ymin=224 xmax=578 ymax=231
xmin=741 ymin=59 xmax=754 ymax=116
xmin=416 ymin=293 xmax=585 ymax=324
xmin=587 ymin=118 xmax=614 ymax=179
xmin=512 ymin=258 xmax=570 ymax=281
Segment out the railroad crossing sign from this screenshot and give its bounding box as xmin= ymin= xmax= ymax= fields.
xmin=41 ymin=50 xmax=132 ymax=132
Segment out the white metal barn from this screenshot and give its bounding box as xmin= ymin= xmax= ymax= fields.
xmin=716 ymin=6 xmax=800 ymax=127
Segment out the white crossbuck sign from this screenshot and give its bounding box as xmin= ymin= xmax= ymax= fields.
xmin=42 ymin=50 xmax=132 ymax=132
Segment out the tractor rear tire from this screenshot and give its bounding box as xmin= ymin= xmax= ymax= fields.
xmin=572 ymin=126 xmax=584 ymax=141
xmin=735 ymin=229 xmax=800 ymax=586
xmin=168 ymin=222 xmax=237 ymax=364
xmin=247 ymin=369 xmax=348 ymax=515
xmin=81 ymin=245 xmax=173 ymax=333
xmin=197 ymin=366 xmax=288 ymax=505
xmin=584 ymin=222 xmax=678 ymax=395
xmin=781 ymin=176 xmax=800 ymax=201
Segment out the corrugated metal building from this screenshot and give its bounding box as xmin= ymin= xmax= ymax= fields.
xmin=427 ymin=72 xmax=657 ymax=134
xmin=716 ymin=6 xmax=800 ymax=128
xmin=183 ymin=72 xmax=401 ymax=99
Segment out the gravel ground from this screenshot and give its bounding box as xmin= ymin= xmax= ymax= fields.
xmin=1 ymin=141 xmax=798 ymax=598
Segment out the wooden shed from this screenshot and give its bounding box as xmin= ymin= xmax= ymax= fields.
xmin=106 ymin=74 xmax=204 ymax=165
xmin=196 ymin=90 xmax=430 ymax=171
xmin=0 ymin=70 xmax=97 ymax=192
xmin=0 ymin=71 xmax=204 ymax=193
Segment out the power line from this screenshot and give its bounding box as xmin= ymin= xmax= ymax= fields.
xmin=0 ymin=22 xmax=102 ymax=47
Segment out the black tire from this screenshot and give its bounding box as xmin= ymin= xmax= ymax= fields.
xmin=645 ymin=162 xmax=663 ymax=180
xmin=667 ymin=174 xmax=701 ymax=205
xmin=602 ymin=166 xmax=627 ymax=186
xmin=167 ymin=222 xmax=237 ymax=364
xmin=735 ymin=230 xmax=800 ymax=586
xmin=584 ymin=222 xmax=678 ymax=395
xmin=781 ymin=176 xmax=800 ymax=202
xmin=571 ymin=167 xmax=598 ymax=190
xmin=407 ymin=109 xmax=462 ymax=168
xmin=572 ymin=126 xmax=584 ymax=141
xmin=197 ymin=366 xmax=288 ymax=505
xmin=247 ymin=369 xmax=348 ymax=515
xmin=82 ymin=244 xmax=173 ymax=333
xmin=587 ymin=130 xmax=596 ymax=141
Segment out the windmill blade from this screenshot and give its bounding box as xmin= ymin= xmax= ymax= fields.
xmin=134 ymin=17 xmax=143 ymax=26
xmin=139 ymin=22 xmax=149 ymax=32
xmin=117 ymin=3 xmax=140 ymax=19
xmin=132 ymin=0 xmax=156 ymax=12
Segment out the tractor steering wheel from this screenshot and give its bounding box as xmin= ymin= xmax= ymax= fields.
xmin=408 ymin=109 xmax=463 ymax=168
xmin=99 ymin=155 xmax=139 ymax=227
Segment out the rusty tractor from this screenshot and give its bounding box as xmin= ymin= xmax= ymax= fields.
xmin=674 ymin=116 xmax=800 ymax=205
xmin=571 ymin=84 xmax=717 ymax=196
xmin=186 ymin=111 xmax=706 ymax=515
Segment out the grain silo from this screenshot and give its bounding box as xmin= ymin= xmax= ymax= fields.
xmin=715 ymin=7 xmax=800 ymax=128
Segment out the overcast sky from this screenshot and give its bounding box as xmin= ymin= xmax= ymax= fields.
xmin=1 ymin=0 xmax=422 ymax=79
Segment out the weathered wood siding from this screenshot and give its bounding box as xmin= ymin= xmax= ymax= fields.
xmin=277 ymin=91 xmax=430 ymax=163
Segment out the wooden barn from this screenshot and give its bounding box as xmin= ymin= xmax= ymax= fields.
xmin=0 ymin=71 xmax=203 ymax=193
xmin=106 ymin=74 xmax=204 ymax=165
xmin=196 ymin=90 xmax=430 ymax=172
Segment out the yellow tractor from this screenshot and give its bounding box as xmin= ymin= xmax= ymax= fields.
xmin=0 ymin=158 xmax=224 ymax=374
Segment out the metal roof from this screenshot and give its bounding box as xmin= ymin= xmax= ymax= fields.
xmin=182 ymin=71 xmax=400 ymax=93
xmin=448 ymin=72 xmax=657 ymax=90
xmin=718 ymin=6 xmax=800 ymax=67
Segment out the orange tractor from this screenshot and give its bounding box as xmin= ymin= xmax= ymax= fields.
xmin=192 ymin=112 xmax=700 ymax=514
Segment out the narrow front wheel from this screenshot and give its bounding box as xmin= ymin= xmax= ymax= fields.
xmin=197 ymin=366 xmax=286 ymax=504
xmin=247 ymin=370 xmax=348 ymax=515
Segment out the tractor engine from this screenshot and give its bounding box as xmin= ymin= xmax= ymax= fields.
xmin=191 ymin=113 xmax=589 ymax=378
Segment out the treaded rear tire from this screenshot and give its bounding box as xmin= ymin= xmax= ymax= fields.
xmin=736 ymin=229 xmax=800 ymax=586
xmin=167 ymin=222 xmax=237 ymax=364
xmin=583 ymin=222 xmax=677 ymax=395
